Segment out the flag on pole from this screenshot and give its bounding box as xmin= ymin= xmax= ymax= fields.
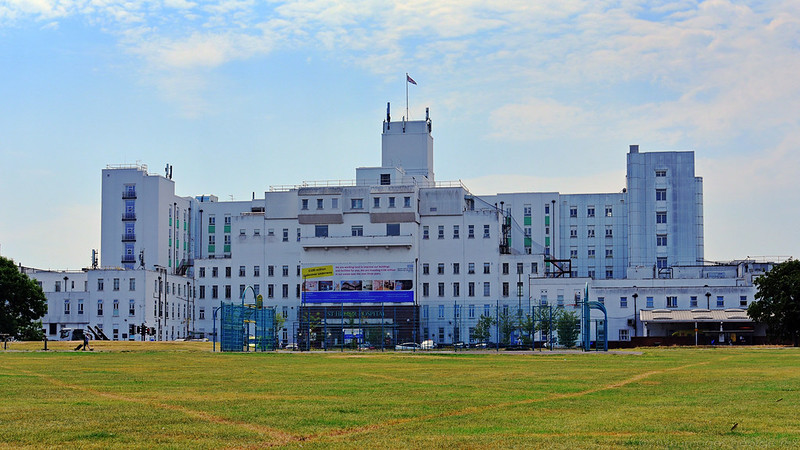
xmin=407 ymin=74 xmax=417 ymax=85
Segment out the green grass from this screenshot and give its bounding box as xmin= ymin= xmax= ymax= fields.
xmin=1 ymin=343 xmax=799 ymax=448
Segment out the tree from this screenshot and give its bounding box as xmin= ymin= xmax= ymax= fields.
xmin=748 ymin=259 xmax=800 ymax=346
xmin=497 ymin=309 xmax=516 ymax=345
xmin=0 ymin=257 xmax=47 ymax=340
xmin=555 ymin=310 xmax=580 ymax=349
xmin=473 ymin=314 xmax=495 ymax=344
xmin=533 ymin=306 xmax=554 ymax=343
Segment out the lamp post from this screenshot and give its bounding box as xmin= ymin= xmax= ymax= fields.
xmin=155 ymin=265 xmax=167 ymax=341
xmin=705 ymin=287 xmax=711 ymax=310
xmin=632 ymin=288 xmax=638 ymax=338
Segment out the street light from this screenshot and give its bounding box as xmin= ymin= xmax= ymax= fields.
xmin=705 ymin=286 xmax=711 ymax=309
xmin=632 ymin=287 xmax=638 ymax=338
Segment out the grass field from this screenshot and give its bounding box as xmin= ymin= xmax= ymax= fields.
xmin=1 ymin=343 xmax=799 ymax=448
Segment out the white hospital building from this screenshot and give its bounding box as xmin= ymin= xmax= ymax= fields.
xmin=27 ymin=107 xmax=773 ymax=346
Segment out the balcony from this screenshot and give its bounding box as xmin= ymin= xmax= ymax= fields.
xmin=122 ymin=191 xmax=137 ymax=199
xmin=121 ymin=233 xmax=136 ymax=242
xmin=121 ymin=255 xmax=136 ymax=264
xmin=122 ymin=213 xmax=136 ymax=221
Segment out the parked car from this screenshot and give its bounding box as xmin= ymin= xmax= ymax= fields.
xmin=283 ymin=343 xmax=299 ymax=350
xmin=421 ymin=339 xmax=436 ymax=350
xmin=395 ymin=342 xmax=421 ymax=350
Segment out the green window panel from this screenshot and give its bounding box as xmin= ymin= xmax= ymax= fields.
xmin=524 ymin=237 xmax=532 ymax=247
xmin=545 ymin=216 xmax=550 ymax=226
xmin=508 ymin=238 xmax=512 ymax=247
xmin=169 ymin=218 xmax=172 ymax=226
xmin=524 ymin=216 xmax=531 ymax=226
xmin=169 ymin=259 xmax=172 ymax=267
xmin=169 ymin=238 xmax=172 ymax=247
xmin=184 ymin=222 xmax=187 ymax=231
xmin=208 ymin=244 xmax=215 ymax=253
xmin=545 ymin=236 xmax=550 ymax=246
xmin=208 ymin=225 xmax=215 ymax=233
xmin=224 ymin=225 xmax=231 ymax=233
xmin=224 ymin=244 xmax=231 ymax=253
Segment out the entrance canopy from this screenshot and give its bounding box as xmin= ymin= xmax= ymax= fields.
xmin=640 ymin=308 xmax=752 ymax=323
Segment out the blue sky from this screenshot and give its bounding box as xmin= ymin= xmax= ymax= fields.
xmin=1 ymin=0 xmax=798 ymax=269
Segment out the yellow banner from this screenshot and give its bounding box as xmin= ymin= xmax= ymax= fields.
xmin=302 ymin=265 xmax=334 ymax=278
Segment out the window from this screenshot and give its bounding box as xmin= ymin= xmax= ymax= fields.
xmin=656 ymin=212 xmax=667 ymax=224
xmin=55 ymin=281 xmax=61 ymax=292
xmin=438 ymin=283 xmax=445 ymax=297
xmin=517 ymin=263 xmax=524 ymax=274
xmin=422 ymin=263 xmax=429 ymax=275
xmin=655 ymin=169 xmax=667 ymax=177
xmin=587 ymin=206 xmax=595 ymax=218
xmin=620 ymin=296 xmax=628 ymax=308
xmin=268 ymin=284 xmax=274 ymax=298
xmin=605 ymin=206 xmax=613 ymax=217
xmin=437 ymin=263 xmax=445 ymax=275
xmin=657 ymin=234 xmax=667 ymax=246
xmin=667 ymin=296 xmax=677 ymax=308
xmin=690 ymin=296 xmax=698 ymax=307
xmin=373 ymin=197 xmax=381 ymax=208
xmin=225 ymin=266 xmax=232 ymax=278
xmin=587 ymin=269 xmax=595 ymax=278
xmin=253 ymin=266 xmax=260 ymax=277
xmin=113 ymin=278 xmax=120 ymax=291
xmin=199 ymin=286 xmax=205 ymax=299
xmin=483 ymin=263 xmax=491 ymax=274
xmin=301 ymin=199 xmax=309 ymax=210
xmin=453 ymin=263 xmax=460 ymax=275
xmin=483 ymin=282 xmax=491 ymax=297
xmin=129 ymin=278 xmax=135 ymax=291
xmin=569 ymin=206 xmax=577 ymax=217
xmin=605 ymin=226 xmax=613 ymax=238
xmin=524 ymin=227 xmax=531 ymax=237
xmin=483 ymin=225 xmax=490 ymax=239
xmin=317 ymin=198 xmax=324 ymax=209
xmin=351 ymin=225 xmax=363 ymax=236
xmin=129 ymin=299 xmax=135 ymax=316
xmin=453 ymin=225 xmax=459 ymax=239
xmin=502 ymin=282 xmax=509 ymax=297
xmin=657 ymin=257 xmax=668 ymax=269
xmin=656 ymin=189 xmax=667 ymax=201
xmin=212 ymin=285 xmax=218 ymax=299
xmin=502 ymin=263 xmax=509 ymax=275
xmin=239 ymin=266 xmax=246 ymax=277
xmin=64 ymin=299 xmax=70 ymax=314
xmin=588 ymin=248 xmax=595 ymax=258
xmin=716 ymin=296 xmax=724 ymax=308
xmin=438 ymin=225 xmax=444 ymax=239
xmin=468 ymin=263 xmax=475 ymax=274
xmin=570 ymin=227 xmax=577 ymax=238
xmin=545 ymin=204 xmax=550 ymax=214
xmin=386 ymin=223 xmax=400 ymax=236
xmin=524 ymin=205 xmax=532 ymax=216
xmin=619 ymin=329 xmax=630 ymax=341
xmin=453 ymin=282 xmax=460 ymax=297
xmin=587 ymin=227 xmax=595 ymax=238
xmin=469 ymin=304 xmax=475 ymax=318
xmin=212 ymin=267 xmax=218 ymax=277
xmin=283 ymin=229 xmax=289 ymax=242
xmin=468 ymin=282 xmax=475 ymax=297
xmin=199 ymin=308 xmax=205 ymax=320
xmin=240 ymin=285 xmax=246 ymax=297
xmin=570 ymin=249 xmax=578 ymax=259
xmin=404 ymin=196 xmax=411 ymax=208
xmin=315 ymin=225 xmax=328 ymax=237
xmin=78 ymin=299 xmax=84 ymax=315
xmin=646 ymin=296 xmax=654 ymax=308
xmin=208 ymin=215 xmax=215 ymax=226
xmin=351 ymin=198 xmax=363 ymax=209
xmin=209 ymin=235 xmax=216 ymax=245
xmin=282 ymin=265 xmax=289 ymax=277
xmin=225 ymin=285 xmax=232 ymax=299
xmin=380 ymin=173 xmax=391 ymax=185
xmin=595 ymin=296 xmax=602 ymax=305
xmin=606 ymin=248 xmax=613 ymax=258
xmin=282 ymin=284 xmax=289 ymax=298
xmin=97 ymin=300 xmax=104 ymax=316
xmin=268 ymin=265 xmax=274 ymax=277
xmin=388 ymin=197 xmax=396 ymax=208
xmin=97 ymin=279 xmax=104 ymax=291
xmin=606 ymin=268 xmax=613 ymax=278
xmin=254 ymin=228 xmax=261 ymax=236
xmin=332 ymin=198 xmax=339 ymax=209
xmin=422 ymin=283 xmax=429 ymax=297
xmin=423 ymin=226 xmax=429 ymax=240
xmin=468 ymin=225 xmax=475 ymax=239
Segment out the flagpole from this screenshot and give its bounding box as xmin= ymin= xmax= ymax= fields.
xmin=405 ymin=72 xmax=409 ymax=121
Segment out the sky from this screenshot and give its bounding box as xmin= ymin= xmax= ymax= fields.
xmin=0 ymin=0 xmax=798 ymax=270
